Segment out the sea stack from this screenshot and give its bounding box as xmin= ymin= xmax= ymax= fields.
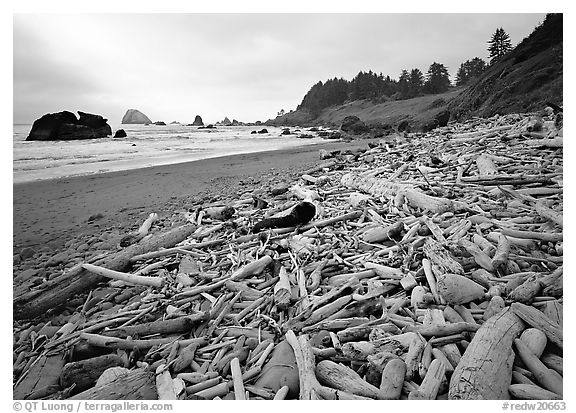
xmin=121 ymin=109 xmax=152 ymax=124
xmin=26 ymin=111 xmax=112 ymax=141
xmin=192 ymin=115 xmax=204 ymax=126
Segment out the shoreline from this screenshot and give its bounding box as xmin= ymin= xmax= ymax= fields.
xmin=13 ymin=139 xmax=373 ymax=251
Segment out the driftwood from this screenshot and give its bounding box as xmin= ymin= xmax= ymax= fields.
xmin=13 ymin=108 xmax=563 ymax=401
xmin=70 ymin=369 xmax=157 ymax=400
xmin=379 ymin=358 xmax=406 ymax=399
xmin=409 ymin=359 xmax=446 ymax=399
xmin=14 ymin=353 xmax=67 ymax=400
xmin=510 ymin=303 xmax=563 ymax=349
xmin=315 ymin=360 xmax=385 ymax=399
xmin=103 ymin=314 xmax=209 ymax=338
xmin=514 ymin=339 xmax=562 ymax=396
xmin=60 ymin=354 xmax=124 ymax=393
xmin=449 ymin=308 xmax=524 ymax=400
xmin=253 ymin=339 xmax=299 ymax=397
xmin=14 ymin=224 xmax=197 ymax=320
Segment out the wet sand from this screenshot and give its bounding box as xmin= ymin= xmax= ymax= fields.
xmin=13 ymin=140 xmax=372 ymax=251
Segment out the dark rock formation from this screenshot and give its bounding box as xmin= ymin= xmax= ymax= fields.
xmin=251 ymin=131 xmax=257 ymax=134
xmin=257 ymin=129 xmax=268 ymax=134
xmin=281 ymin=128 xmax=291 ymax=135
xmin=422 ymin=110 xmax=451 ymax=132
xmin=26 ymin=111 xmax=112 ymax=141
xmin=153 ymin=121 xmax=166 ymax=126
xmin=222 ymin=117 xmax=232 ymax=126
xmin=198 ymin=124 xmax=216 ymax=129
xmin=397 ymin=120 xmax=411 ymax=132
xmin=435 ymin=110 xmax=451 ymax=128
xmin=114 ymin=129 xmax=127 ymax=138
xmin=121 ymin=109 xmax=152 ymax=124
xmin=340 ymin=116 xmax=370 ymax=135
xmin=192 ymin=115 xmax=204 ymax=126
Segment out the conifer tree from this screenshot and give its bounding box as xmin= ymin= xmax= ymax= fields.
xmin=488 ymin=27 xmax=512 ymax=63
xmin=424 ymin=62 xmax=451 ymax=94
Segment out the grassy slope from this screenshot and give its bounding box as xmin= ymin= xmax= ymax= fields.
xmin=449 ymin=14 xmax=562 ymax=119
xmin=315 ymin=88 xmax=464 ymax=128
xmin=268 ymin=14 xmax=562 ymax=130
xmin=266 ymin=88 xmax=464 ymax=129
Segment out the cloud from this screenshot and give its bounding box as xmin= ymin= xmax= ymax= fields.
xmin=13 ymin=13 xmax=547 ymax=124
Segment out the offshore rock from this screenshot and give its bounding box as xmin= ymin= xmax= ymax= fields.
xmin=121 ymin=109 xmax=152 ymax=124
xmin=26 ymin=111 xmax=112 ymax=141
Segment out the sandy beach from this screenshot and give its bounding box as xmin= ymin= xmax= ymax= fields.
xmin=13 ymin=140 xmax=372 ymax=252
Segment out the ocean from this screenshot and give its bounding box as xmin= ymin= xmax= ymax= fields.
xmin=13 ymin=123 xmax=326 ymax=184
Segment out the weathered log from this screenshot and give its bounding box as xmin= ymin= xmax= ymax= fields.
xmin=253 ymin=339 xmax=299 ymax=398
xmin=459 ymin=239 xmax=494 ymax=271
xmin=156 ymin=365 xmax=179 ymax=400
xmin=408 ymin=359 xmax=446 ymax=399
xmin=423 ymin=238 xmax=464 ymax=276
xmin=80 ymin=333 xmax=206 ymax=351
xmin=541 ymin=353 xmax=563 ymax=376
xmin=509 ymin=384 xmax=562 ymax=400
xmin=341 ymin=173 xmax=468 ymax=213
xmin=476 ymin=154 xmax=498 ymax=175
xmin=449 ymin=308 xmax=524 ymax=400
xmin=491 ymin=233 xmax=511 ymax=271
xmin=60 ymin=354 xmax=124 ymax=393
xmin=70 ymin=368 xmax=157 ymax=400
xmin=82 ymin=263 xmax=164 ymax=288
xmin=510 ymin=302 xmax=563 ymax=349
xmin=274 ymin=266 xmax=292 ymax=311
xmin=508 ymin=276 xmax=542 ymax=304
xmin=514 ymin=339 xmax=562 ymax=395
xmin=437 ymin=273 xmax=486 ymax=305
xmin=362 ymin=221 xmax=404 ymax=243
xmin=379 ymin=358 xmax=406 ymax=399
xmin=14 ymin=224 xmax=197 ymax=320
xmin=230 ymin=358 xmax=246 ymax=400
xmin=315 ymin=360 xmax=384 ymax=399
xmin=284 ymin=330 xmax=321 ymax=400
xmin=404 ymin=333 xmax=426 ymax=381
xmin=103 ymin=314 xmax=208 ymax=338
xmin=500 ymin=228 xmax=562 ymax=243
xmin=417 ymin=322 xmax=480 ymax=337
xmin=230 ymin=255 xmax=273 ymax=281
xmin=14 ymin=353 xmax=67 ymax=400
xmin=172 ymin=342 xmax=200 ymax=373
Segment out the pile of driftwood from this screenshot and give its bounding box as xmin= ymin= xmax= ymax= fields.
xmin=13 ymin=107 xmax=563 ymax=400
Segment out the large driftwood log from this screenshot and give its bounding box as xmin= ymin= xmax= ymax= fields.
xmin=476 ymin=154 xmax=498 ymax=175
xmin=449 ymin=308 xmax=524 ymax=400
xmin=103 ymin=314 xmax=209 ymax=338
xmin=341 ymin=173 xmax=469 ymax=214
xmin=316 ymin=360 xmax=385 ymax=399
xmin=510 ymin=302 xmax=563 ymax=349
xmin=253 ymin=339 xmax=299 ymax=398
xmin=14 ymin=353 xmax=67 ymax=400
xmin=60 ymin=354 xmax=125 ymax=393
xmin=14 ymin=224 xmax=197 ymax=320
xmin=70 ymin=368 xmax=157 ymax=400
xmin=423 ymin=238 xmax=465 ymax=276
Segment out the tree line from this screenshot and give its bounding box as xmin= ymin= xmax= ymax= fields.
xmin=296 ymin=27 xmax=513 ymax=115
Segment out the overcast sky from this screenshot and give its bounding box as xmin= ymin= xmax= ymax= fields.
xmin=13 ymin=13 xmax=547 ymax=124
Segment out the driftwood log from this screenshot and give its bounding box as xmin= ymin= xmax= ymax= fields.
xmin=14 ymin=224 xmax=197 ymax=320
xmin=449 ymin=308 xmax=524 ymax=399
xmin=60 ymin=354 xmax=125 ymax=393
xmin=70 ymin=368 xmax=157 ymax=400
